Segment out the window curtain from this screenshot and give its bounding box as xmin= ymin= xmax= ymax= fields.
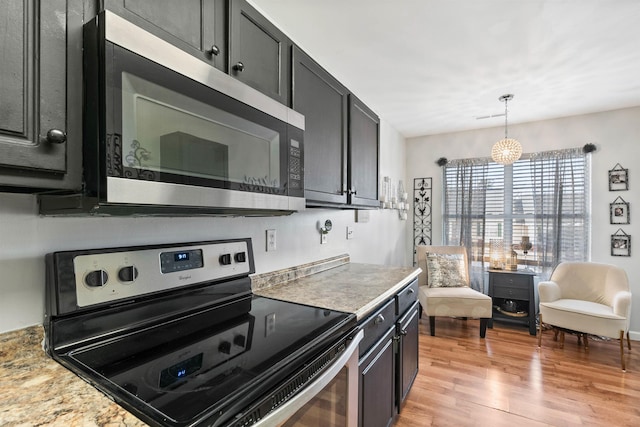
xmin=443 ymin=158 xmax=490 ymax=293
xmin=529 ymin=148 xmax=590 ymax=279
xmin=442 ymin=147 xmax=590 ymax=290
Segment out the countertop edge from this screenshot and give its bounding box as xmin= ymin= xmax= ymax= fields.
xmin=354 ymin=269 xmax=421 ymax=320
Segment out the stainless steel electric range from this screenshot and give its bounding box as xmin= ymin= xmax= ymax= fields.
xmin=44 ymin=238 xmax=361 ymax=427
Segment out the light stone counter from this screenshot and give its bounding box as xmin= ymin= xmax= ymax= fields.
xmin=252 ymin=256 xmax=421 ymax=320
xmin=0 ymin=256 xmax=419 ymax=426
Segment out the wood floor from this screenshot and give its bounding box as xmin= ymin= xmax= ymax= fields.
xmin=393 ymin=318 xmax=640 ymax=427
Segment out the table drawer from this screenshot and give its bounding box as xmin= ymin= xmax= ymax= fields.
xmin=492 ymin=285 xmax=529 ymax=300
xmin=491 ymin=273 xmax=530 ymax=288
xmin=396 ymin=279 xmax=418 ymax=316
xmin=359 ymin=298 xmax=395 ymax=357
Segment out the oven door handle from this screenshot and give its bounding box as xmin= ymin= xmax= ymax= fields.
xmin=253 ymin=329 xmax=364 ymax=427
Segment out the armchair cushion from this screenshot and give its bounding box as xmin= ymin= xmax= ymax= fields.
xmin=425 ymin=253 xmax=467 ymax=288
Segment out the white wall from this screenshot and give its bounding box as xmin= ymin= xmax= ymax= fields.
xmin=0 ymin=120 xmax=408 ymax=334
xmin=406 ymin=106 xmax=640 ymax=335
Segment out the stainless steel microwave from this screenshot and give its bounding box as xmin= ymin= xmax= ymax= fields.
xmin=40 ymin=11 xmax=304 ymax=216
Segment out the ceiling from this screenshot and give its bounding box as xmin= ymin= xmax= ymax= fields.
xmin=250 ymin=0 xmax=640 ymax=138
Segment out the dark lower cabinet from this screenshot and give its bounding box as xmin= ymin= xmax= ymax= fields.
xmin=359 ymin=327 xmax=395 ymax=427
xmin=396 ymin=302 xmax=419 ymax=410
xmin=358 ymin=280 xmax=419 ymax=426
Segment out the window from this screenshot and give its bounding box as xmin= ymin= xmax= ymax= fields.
xmin=443 ymin=148 xmax=590 ymax=290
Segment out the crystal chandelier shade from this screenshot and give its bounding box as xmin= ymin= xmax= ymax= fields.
xmin=491 ymin=94 xmax=522 ymax=165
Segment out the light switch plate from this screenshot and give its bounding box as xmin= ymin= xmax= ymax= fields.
xmin=347 ymin=226 xmax=354 ymax=240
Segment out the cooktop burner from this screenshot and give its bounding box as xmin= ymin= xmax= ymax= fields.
xmin=44 ymin=239 xmax=356 ymax=426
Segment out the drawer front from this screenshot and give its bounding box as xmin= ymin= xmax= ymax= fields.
xmin=396 ymin=279 xmax=418 ymax=316
xmin=492 ymin=285 xmax=529 ymax=300
xmin=491 ymin=273 xmax=531 ymax=288
xmin=359 ymin=298 xmax=396 ymax=357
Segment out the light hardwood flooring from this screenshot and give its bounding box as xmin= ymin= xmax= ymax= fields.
xmin=393 ymin=318 xmax=640 ymax=427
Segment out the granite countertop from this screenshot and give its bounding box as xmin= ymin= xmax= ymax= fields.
xmin=253 ymin=260 xmax=421 ymax=320
xmin=0 ymin=258 xmax=419 ymax=426
xmin=0 ymin=325 xmax=147 ymax=427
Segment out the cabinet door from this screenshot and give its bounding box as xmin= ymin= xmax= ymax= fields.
xmin=397 ymin=303 xmax=419 ymax=411
xmin=359 ymin=327 xmax=395 ymax=427
xmin=102 ymin=0 xmax=227 ymax=71
xmin=229 ymin=0 xmax=290 ymax=104
xmin=348 ymin=95 xmax=380 ymax=207
xmin=0 ymin=0 xmax=66 ymax=173
xmin=292 ymin=46 xmax=348 ymax=205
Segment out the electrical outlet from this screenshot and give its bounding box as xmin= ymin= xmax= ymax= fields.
xmin=265 ymin=313 xmax=276 ymax=336
xmin=266 ymin=229 xmax=277 ymax=251
xmin=346 ymin=226 xmax=354 ymax=240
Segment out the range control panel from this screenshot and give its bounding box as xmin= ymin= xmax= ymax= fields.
xmin=72 ymin=240 xmax=252 ymax=307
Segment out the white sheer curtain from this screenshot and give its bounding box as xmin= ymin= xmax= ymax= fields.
xmin=443 ymin=158 xmax=491 ymax=293
xmin=529 ymin=148 xmax=590 ymax=279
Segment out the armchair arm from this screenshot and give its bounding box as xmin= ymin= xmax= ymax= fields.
xmin=538 ymin=281 xmax=562 ymax=303
xmin=612 ymin=291 xmax=632 ymax=318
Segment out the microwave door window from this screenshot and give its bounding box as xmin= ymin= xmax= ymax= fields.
xmin=121 ymin=72 xmax=281 ymax=188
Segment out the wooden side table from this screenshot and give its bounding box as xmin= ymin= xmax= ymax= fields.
xmin=487 ymin=269 xmax=538 ymax=335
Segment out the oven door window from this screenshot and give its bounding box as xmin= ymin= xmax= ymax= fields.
xmin=279 ymin=366 xmax=349 ymax=427
xmin=108 ymin=43 xmax=288 ymax=194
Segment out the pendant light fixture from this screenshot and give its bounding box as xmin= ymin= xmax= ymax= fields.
xmin=491 ymin=94 xmax=522 ymax=165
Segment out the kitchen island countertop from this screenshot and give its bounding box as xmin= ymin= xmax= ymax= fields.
xmin=0 ymin=258 xmax=419 ymax=426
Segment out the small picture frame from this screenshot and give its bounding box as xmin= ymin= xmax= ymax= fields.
xmin=610 ymin=197 xmax=630 ymax=225
xmin=611 ymin=229 xmax=631 ymax=257
xmin=609 ymin=163 xmax=629 ymax=191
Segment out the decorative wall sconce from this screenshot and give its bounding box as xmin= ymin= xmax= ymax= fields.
xmin=380 ymin=177 xmax=410 ymax=220
xmin=318 ymin=219 xmax=332 ymax=244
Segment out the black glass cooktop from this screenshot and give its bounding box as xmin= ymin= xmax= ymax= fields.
xmin=58 ymin=295 xmax=355 ymax=426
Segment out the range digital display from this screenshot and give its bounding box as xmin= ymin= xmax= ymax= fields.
xmin=159 ymin=353 xmax=204 ymax=388
xmin=160 ymin=249 xmax=203 ymax=273
xmin=174 ymin=252 xmax=189 ymax=262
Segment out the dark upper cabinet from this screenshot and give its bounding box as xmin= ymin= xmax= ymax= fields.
xmin=0 ymin=0 xmax=78 ymax=190
xmin=229 ymin=0 xmax=290 ymax=105
xmin=102 ymin=0 xmax=227 ymax=72
xmin=292 ymin=45 xmax=348 ymax=205
xmin=348 ymin=94 xmax=380 ymax=208
xmin=293 ymin=47 xmax=380 ymax=209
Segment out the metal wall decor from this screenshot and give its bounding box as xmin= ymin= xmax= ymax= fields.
xmin=611 ymin=229 xmax=631 ymax=257
xmin=609 ymin=163 xmax=629 ymax=191
xmin=413 ymin=178 xmax=432 ymax=265
xmin=610 ymin=196 xmax=630 ymax=225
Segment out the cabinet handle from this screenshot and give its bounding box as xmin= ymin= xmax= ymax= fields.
xmin=348 ymin=188 xmax=357 ymax=195
xmin=400 ymin=329 xmax=408 ymax=336
xmin=208 ymin=44 xmax=220 ymax=56
xmin=374 ymin=314 xmax=385 ymax=324
xmin=408 ymin=288 xmax=415 ymax=294
xmin=234 ymin=61 xmax=245 ymax=72
xmin=45 ymin=129 xmax=66 ymax=144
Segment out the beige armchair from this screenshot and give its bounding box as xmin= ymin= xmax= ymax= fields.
xmin=538 ymin=261 xmax=632 ymax=370
xmin=416 ymin=245 xmax=493 ymax=338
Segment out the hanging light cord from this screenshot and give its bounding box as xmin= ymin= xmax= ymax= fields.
xmin=504 ymin=97 xmax=509 ymax=140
